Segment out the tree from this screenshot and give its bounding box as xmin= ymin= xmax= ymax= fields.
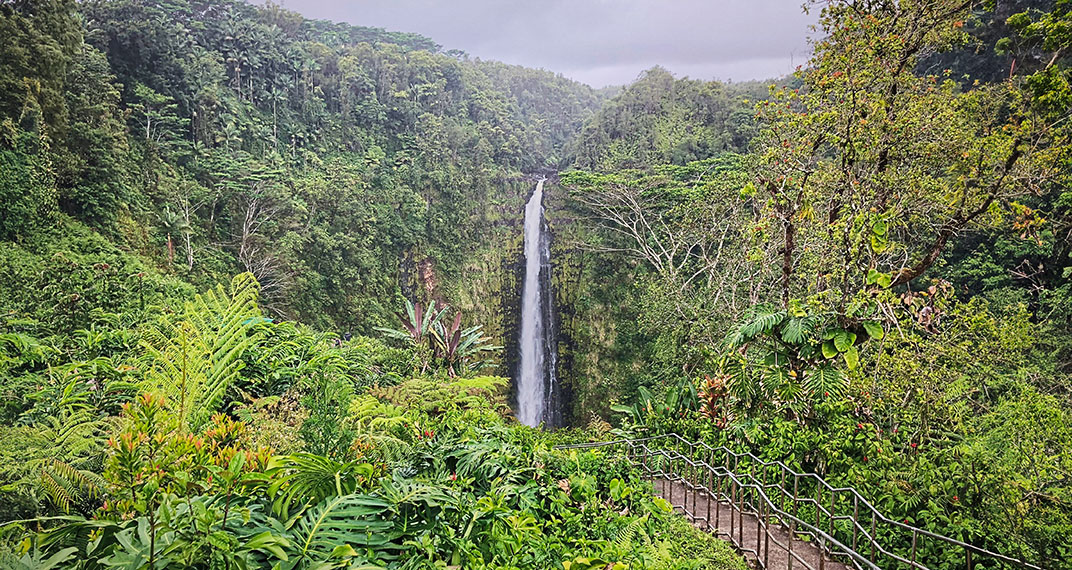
xmin=563 ymin=157 xmax=777 ymax=367
xmin=0 ymin=0 xmax=81 ymax=137
xmin=753 ymin=0 xmax=1052 ymax=313
xmin=0 ymin=126 xmax=57 ymax=241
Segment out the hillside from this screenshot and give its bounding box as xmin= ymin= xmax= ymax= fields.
xmin=2 ymin=0 xmax=1072 ymax=568
xmin=1 ymin=0 xmax=602 ymax=336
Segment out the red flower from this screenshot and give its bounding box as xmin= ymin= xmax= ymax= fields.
xmin=910 ymin=442 xmax=918 ymax=449
xmin=449 ymin=473 xmax=457 ymax=481
xmin=952 ymin=496 xmax=959 ymax=502
xmin=862 ymin=456 xmax=868 ymax=462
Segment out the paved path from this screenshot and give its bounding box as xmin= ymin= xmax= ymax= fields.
xmin=654 ymin=478 xmax=849 ymax=570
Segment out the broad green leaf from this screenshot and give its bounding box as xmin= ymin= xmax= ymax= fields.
xmin=862 ymin=321 xmax=885 ymax=340
xmin=833 ymin=330 xmax=857 ymax=352
xmin=843 ymin=345 xmax=860 ymax=370
xmin=804 ymin=364 xmax=846 ymax=399
xmin=870 ymin=234 xmax=889 ymax=254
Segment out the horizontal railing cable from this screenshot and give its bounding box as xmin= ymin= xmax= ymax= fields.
xmin=556 ymin=434 xmax=1040 ymax=570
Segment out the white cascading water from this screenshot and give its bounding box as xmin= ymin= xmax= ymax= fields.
xmin=517 ymin=179 xmax=553 ymax=426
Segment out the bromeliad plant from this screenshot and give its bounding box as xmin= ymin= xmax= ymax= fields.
xmin=376 ymin=299 xmax=447 ymax=374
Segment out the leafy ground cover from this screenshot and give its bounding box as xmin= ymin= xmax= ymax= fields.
xmin=0 ymin=274 xmax=745 ymax=570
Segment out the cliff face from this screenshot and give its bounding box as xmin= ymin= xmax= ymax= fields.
xmin=546 ymin=183 xmax=647 ymax=426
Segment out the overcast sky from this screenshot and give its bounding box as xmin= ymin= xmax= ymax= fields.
xmin=266 ymin=0 xmax=818 ymax=88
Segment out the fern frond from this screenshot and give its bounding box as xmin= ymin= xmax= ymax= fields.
xmin=613 ymin=514 xmax=652 ymax=550
xmin=140 ymin=273 xmax=263 ymax=429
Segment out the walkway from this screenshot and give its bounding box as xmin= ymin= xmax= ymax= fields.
xmin=655 ymin=477 xmax=847 ymax=570
xmin=557 ymin=434 xmax=1039 ymax=570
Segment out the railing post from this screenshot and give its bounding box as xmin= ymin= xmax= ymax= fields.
xmin=788 ymin=513 xmax=795 ymax=570
xmin=870 ymin=512 xmax=877 ymax=565
xmin=707 ymin=450 xmax=713 ymax=532
xmin=852 ymin=495 xmax=859 ymax=553
xmin=763 ymin=497 xmax=770 ymax=569
xmin=728 ymin=479 xmax=735 ymax=545
xmin=780 ymin=467 xmax=788 ymax=526
xmin=829 ymin=489 xmax=836 ymax=550
xmin=737 ymin=474 xmax=745 ymax=548
xmin=715 ymin=472 xmax=722 ymax=534
xmin=756 ymin=491 xmax=762 ymax=559
xmin=816 ymin=482 xmax=822 ymax=534
xmin=789 ymin=475 xmax=799 ymax=570
xmin=690 ymin=443 xmax=697 ymax=522
xmin=668 ymin=451 xmax=674 ymax=510
xmin=911 ymin=530 xmax=918 ymax=566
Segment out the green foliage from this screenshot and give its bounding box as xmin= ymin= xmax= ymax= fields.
xmin=266 ymin=454 xmax=378 ymax=519
xmin=572 ymin=67 xmax=762 ymax=170
xmin=0 ymin=219 xmax=195 ymax=336
xmin=140 ymin=273 xmax=263 ymax=430
xmin=378 ymin=299 xmax=502 ymax=377
xmin=298 ymin=372 xmax=357 ymax=461
xmin=718 ymin=304 xmax=889 ymax=418
xmin=2 ymin=0 xmax=1070 ymax=567
xmin=0 ymin=127 xmax=58 ymax=241
xmin=3 ymin=352 xmax=745 ymax=570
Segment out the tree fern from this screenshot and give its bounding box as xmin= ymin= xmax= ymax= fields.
xmin=140 ymin=273 xmax=263 ymax=429
xmin=349 ymin=395 xmax=407 ymax=432
xmin=1 ymin=399 xmax=111 ymax=514
xmin=39 ymin=459 xmax=106 ymax=514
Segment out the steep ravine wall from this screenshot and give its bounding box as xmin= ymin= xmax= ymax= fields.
xmin=545 ymin=182 xmax=648 ymax=426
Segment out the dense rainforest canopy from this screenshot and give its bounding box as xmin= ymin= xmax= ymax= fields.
xmin=0 ymin=0 xmax=1070 ymax=568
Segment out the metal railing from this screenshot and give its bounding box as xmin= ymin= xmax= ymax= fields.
xmin=557 ymin=434 xmax=1041 ymax=570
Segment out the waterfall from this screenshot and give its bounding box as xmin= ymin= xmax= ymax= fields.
xmin=517 ymin=179 xmax=557 ymax=427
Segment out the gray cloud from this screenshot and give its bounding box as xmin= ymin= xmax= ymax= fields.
xmin=267 ymin=0 xmax=817 ymax=87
